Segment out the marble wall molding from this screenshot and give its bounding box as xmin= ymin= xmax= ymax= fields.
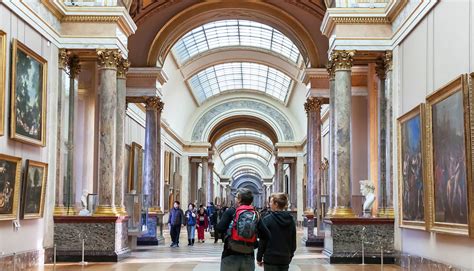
xmin=191 ymin=99 xmax=295 ymax=142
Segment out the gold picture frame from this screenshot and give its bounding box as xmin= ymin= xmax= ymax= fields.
xmin=397 ymin=104 xmax=429 ymax=230
xmin=426 ymin=74 xmax=471 ymax=236
xmin=10 ymin=39 xmax=47 ymax=146
xmin=21 ymin=160 xmax=48 ymax=219
xmin=469 ymin=72 xmax=474 ymax=238
xmin=0 ymin=30 xmax=6 ymax=136
xmin=0 ymin=153 xmax=22 ymax=221
xmin=128 ymin=142 xmax=143 ymax=193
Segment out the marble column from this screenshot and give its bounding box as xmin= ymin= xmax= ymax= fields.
xmin=152 ymin=100 xmax=164 ymax=213
xmin=376 ymin=58 xmax=387 ymax=217
xmin=382 ymin=51 xmax=394 ymax=217
xmin=201 ymin=157 xmax=209 ymax=205
xmin=272 ymin=162 xmax=278 ymax=193
xmin=276 ymin=157 xmax=284 ymax=192
xmin=95 ymin=49 xmax=120 ymax=216
xmin=327 ymin=61 xmax=336 ymax=216
xmin=304 ymin=97 xmax=323 ymax=214
xmin=115 ymin=57 xmax=130 ymax=216
xmin=208 ymin=161 xmax=214 ymax=204
xmin=331 ymin=50 xmax=356 ymax=218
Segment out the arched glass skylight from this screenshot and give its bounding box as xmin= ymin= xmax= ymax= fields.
xmin=172 ymin=20 xmax=301 ymax=64
xmin=233 ymin=169 xmax=261 ymax=180
xmin=215 ymin=129 xmax=273 ymax=147
xmin=225 ymin=153 xmax=269 ymax=165
xmin=189 ymin=62 xmax=293 ymax=103
xmin=220 ymin=143 xmax=272 ymax=165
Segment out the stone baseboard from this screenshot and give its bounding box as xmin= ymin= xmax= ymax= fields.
xmin=55 ymin=249 xmax=130 ymax=262
xmin=395 ymin=253 xmax=468 ymax=271
xmin=0 ymin=249 xmax=41 ymax=270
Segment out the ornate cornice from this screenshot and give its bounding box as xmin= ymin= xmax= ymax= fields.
xmin=61 ymin=15 xmax=121 ymax=23
xmin=58 ymin=49 xmax=68 ymax=69
xmin=67 ymin=54 xmax=81 ymax=78
xmin=117 ymin=57 xmax=130 ymax=79
xmin=332 ymin=16 xmax=390 ymax=25
xmin=145 ymin=96 xmax=164 ymax=112
xmin=304 ymin=97 xmax=323 ymax=114
xmin=97 ymin=49 xmax=120 ymax=69
xmin=331 ymin=50 xmax=355 ymax=71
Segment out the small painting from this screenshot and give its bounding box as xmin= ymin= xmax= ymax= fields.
xmin=128 ymin=142 xmax=143 ymax=193
xmin=10 ymin=39 xmax=47 ymax=146
xmin=398 ymin=104 xmax=428 ymax=230
xmin=0 ymin=154 xmax=22 ymax=221
xmin=427 ymin=74 xmax=471 ymax=236
xmin=21 ymin=160 xmax=48 ymax=219
xmin=0 ymin=30 xmax=6 ymax=136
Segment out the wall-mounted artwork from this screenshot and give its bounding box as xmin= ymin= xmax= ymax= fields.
xmin=426 ymin=75 xmax=471 ymax=236
xmin=128 ymin=142 xmax=143 ymax=193
xmin=398 ymin=104 xmax=428 ymax=230
xmin=10 ymin=39 xmax=47 ymax=146
xmin=21 ymin=160 xmax=48 ymax=219
xmin=470 ymin=72 xmax=474 ymax=238
xmin=0 ymin=30 xmax=6 ymax=136
xmin=0 ymin=154 xmax=22 ymax=221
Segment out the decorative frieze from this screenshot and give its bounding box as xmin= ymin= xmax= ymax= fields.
xmin=331 ymin=50 xmax=355 ymax=71
xmin=97 ymin=49 xmax=120 ymax=69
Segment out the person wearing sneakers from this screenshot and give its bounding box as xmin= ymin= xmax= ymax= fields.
xmin=257 ymin=193 xmax=296 ymax=271
xmin=185 ymin=203 xmax=197 ymax=246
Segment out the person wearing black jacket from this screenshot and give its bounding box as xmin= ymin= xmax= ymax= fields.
xmin=257 ymin=193 xmax=296 ymax=271
xmin=168 ymin=201 xmax=185 ymax=247
xmin=216 ymin=188 xmax=270 ymax=271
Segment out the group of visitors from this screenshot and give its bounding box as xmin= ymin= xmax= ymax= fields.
xmin=167 ymin=188 xmax=296 ymax=271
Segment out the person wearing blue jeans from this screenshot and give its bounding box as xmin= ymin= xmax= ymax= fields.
xmin=185 ymin=203 xmax=197 ymax=246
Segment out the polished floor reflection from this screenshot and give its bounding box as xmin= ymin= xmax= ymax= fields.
xmin=42 ymin=229 xmax=404 ymax=271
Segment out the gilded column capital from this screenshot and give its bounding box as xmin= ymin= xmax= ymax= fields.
xmin=117 ymin=56 xmax=130 ymax=79
xmin=277 ymin=157 xmax=284 ymax=163
xmin=67 ymin=54 xmax=81 ymax=79
xmin=384 ymin=50 xmax=393 ymax=71
xmin=375 ymin=60 xmax=386 ymax=80
xmin=331 ymin=50 xmax=355 ymax=71
xmin=145 ymin=96 xmax=164 ymax=112
xmin=304 ymin=97 xmax=323 ymax=114
xmin=326 ymin=60 xmax=335 ymax=80
xmin=58 ymin=49 xmax=68 ymax=69
xmin=96 ymin=49 xmax=120 ymax=69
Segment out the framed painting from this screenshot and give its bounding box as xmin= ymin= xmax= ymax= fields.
xmin=0 ymin=153 xmax=22 ymax=221
xmin=10 ymin=39 xmax=47 ymax=146
xmin=397 ymin=104 xmax=428 ymax=230
xmin=128 ymin=142 xmax=143 ymax=193
xmin=0 ymin=30 xmax=6 ymax=136
xmin=21 ymin=160 xmax=48 ymax=219
xmin=469 ymin=72 xmax=474 ymax=238
xmin=426 ymin=74 xmax=471 ymax=236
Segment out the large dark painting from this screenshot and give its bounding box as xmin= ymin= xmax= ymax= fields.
xmin=427 ymin=75 xmax=471 ymax=236
xmin=398 ymin=104 xmax=427 ymax=229
xmin=21 ymin=160 xmax=48 ymax=219
xmin=0 ymin=154 xmax=22 ymax=221
xmin=0 ymin=30 xmax=6 ymax=136
xmin=10 ymin=39 xmax=47 ymax=146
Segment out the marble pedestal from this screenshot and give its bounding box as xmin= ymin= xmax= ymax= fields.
xmin=137 ymin=213 xmax=165 ymax=246
xmin=323 ymin=217 xmax=394 ymax=264
xmin=302 ymin=215 xmax=324 ymax=247
xmin=54 ymin=216 xmax=130 ymax=262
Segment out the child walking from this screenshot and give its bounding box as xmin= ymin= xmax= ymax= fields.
xmin=196 ymin=205 xmax=208 ymax=243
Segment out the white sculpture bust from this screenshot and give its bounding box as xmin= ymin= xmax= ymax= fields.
xmin=78 ymin=189 xmax=91 ymax=216
xmin=360 ymin=180 xmax=375 ymax=217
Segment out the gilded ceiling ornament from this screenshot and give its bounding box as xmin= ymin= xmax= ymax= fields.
xmin=117 ymin=56 xmax=131 ymax=79
xmin=58 ymin=49 xmax=68 ymax=69
xmin=67 ymin=54 xmax=81 ymax=79
xmin=304 ymin=97 xmax=323 ymax=113
xmin=96 ymin=49 xmax=120 ymax=69
xmin=331 ymin=50 xmax=355 ymax=71
xmin=145 ymin=96 xmax=164 ymax=112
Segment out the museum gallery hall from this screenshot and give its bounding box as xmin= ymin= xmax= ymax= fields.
xmin=0 ymin=0 xmax=473 ymax=270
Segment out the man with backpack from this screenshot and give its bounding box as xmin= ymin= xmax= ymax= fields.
xmin=216 ymin=188 xmax=270 ymax=271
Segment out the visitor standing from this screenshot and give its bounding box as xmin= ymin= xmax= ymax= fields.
xmin=185 ymin=203 xmax=197 ymax=246
xmin=257 ymin=193 xmax=296 ymax=271
xmin=196 ymin=205 xmax=208 ymax=243
xmin=168 ymin=201 xmax=184 ymax=247
xmin=216 ymin=188 xmax=270 ymax=271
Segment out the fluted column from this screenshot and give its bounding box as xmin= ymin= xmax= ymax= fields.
xmin=201 ymin=157 xmax=209 ymax=205
xmin=327 ymin=61 xmax=336 ymax=216
xmin=144 ymin=97 xmax=164 ymax=214
xmin=207 ymin=161 xmax=214 ymax=204
xmin=332 ymin=50 xmax=356 ymax=218
xmin=95 ymin=49 xmax=120 ymax=216
xmin=377 ymin=51 xmax=394 ymax=218
xmin=115 ymin=57 xmax=130 ymax=216
xmin=304 ymin=97 xmax=323 ymax=214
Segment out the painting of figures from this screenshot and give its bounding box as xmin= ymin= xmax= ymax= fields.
xmin=0 ymin=30 xmax=6 ymax=136
xmin=427 ymin=75 xmax=471 ymax=236
xmin=21 ymin=160 xmax=48 ymax=219
xmin=0 ymin=154 xmax=22 ymax=221
xmin=10 ymin=39 xmax=47 ymax=146
xmin=398 ymin=104 xmax=427 ymax=230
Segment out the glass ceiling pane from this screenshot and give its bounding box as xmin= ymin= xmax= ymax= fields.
xmin=172 ymin=19 xmax=301 ymax=64
xmin=215 ymin=129 xmax=273 ymax=147
xmin=188 ymin=62 xmax=292 ymax=104
xmin=220 ymin=143 xmax=273 ymax=166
